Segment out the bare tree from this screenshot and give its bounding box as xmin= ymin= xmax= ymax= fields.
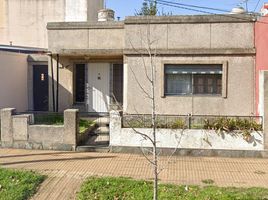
xmin=112 ymin=24 xmax=183 ymax=200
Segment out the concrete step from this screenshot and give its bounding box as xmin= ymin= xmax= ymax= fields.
xmin=93 ymin=117 xmax=110 ymax=127
xmin=92 ymin=126 xmax=109 ymax=135
xmin=80 ymin=117 xmax=109 ymax=127
xmin=86 ymin=135 xmax=109 ymax=145
xmin=76 ymin=145 xmax=110 ymax=152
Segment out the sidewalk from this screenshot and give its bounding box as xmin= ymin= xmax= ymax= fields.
xmin=0 ymin=149 xmax=268 ymax=200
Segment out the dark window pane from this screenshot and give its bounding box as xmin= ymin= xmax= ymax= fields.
xmin=113 ymin=64 xmax=123 ymax=104
xmin=165 ymin=74 xmax=192 ymax=95
xmin=193 ymin=74 xmax=222 ymax=95
xmin=75 ymin=64 xmax=85 ymax=102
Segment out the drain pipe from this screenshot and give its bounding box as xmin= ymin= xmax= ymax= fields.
xmin=49 ymin=53 xmax=56 ymax=112
xmin=56 ymin=54 xmax=59 ymax=112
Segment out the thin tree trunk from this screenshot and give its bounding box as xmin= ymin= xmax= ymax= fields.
xmin=151 ymin=47 xmax=158 ymax=200
xmin=153 ymin=145 xmax=158 ymax=200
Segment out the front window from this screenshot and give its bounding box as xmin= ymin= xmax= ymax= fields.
xmin=164 ymin=64 xmax=222 ymax=96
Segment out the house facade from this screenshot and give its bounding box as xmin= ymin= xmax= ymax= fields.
xmin=47 ymin=14 xmax=257 ymax=116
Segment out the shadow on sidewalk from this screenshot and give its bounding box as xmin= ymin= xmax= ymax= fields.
xmin=0 ymin=151 xmax=88 ymax=159
xmin=0 ymin=155 xmax=116 ymax=166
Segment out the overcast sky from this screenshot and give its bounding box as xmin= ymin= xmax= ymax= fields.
xmin=106 ymin=0 xmax=266 ymax=19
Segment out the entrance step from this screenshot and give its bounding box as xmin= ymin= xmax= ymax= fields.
xmin=93 ymin=126 xmax=109 ymax=135
xmin=76 ymin=145 xmax=110 ymax=152
xmin=91 ymin=117 xmax=109 ymax=127
xmin=86 ymin=135 xmax=109 ymax=145
xmin=78 ymin=115 xmax=110 ymax=150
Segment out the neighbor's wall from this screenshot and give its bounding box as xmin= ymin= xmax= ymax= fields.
xmin=0 ymin=51 xmax=28 ymax=112
xmin=123 ymin=18 xmax=255 ymax=115
xmin=264 ymin=71 xmax=268 ymax=150
xmin=0 ymin=0 xmax=65 ymax=48
xmin=255 ymin=17 xmax=268 ymax=116
xmin=0 ymin=0 xmax=7 ymax=43
xmin=0 ymin=0 xmax=104 ymax=48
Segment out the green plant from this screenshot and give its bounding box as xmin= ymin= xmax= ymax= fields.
xmin=79 ymin=119 xmax=95 ymax=134
xmin=77 ymin=177 xmax=268 ymax=200
xmin=34 ymin=114 xmax=94 ymax=134
xmin=202 ymin=179 xmax=215 ymax=185
xmin=203 ymin=118 xmax=262 ymax=141
xmin=34 ymin=114 xmax=64 ymax=125
xmin=170 ymin=119 xmax=187 ymax=129
xmin=135 ymin=0 xmax=157 ymax=16
xmin=0 ymin=168 xmax=45 ymax=200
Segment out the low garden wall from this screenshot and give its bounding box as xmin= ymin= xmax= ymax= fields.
xmin=0 ymin=108 xmax=78 ymax=151
xmin=110 ymin=111 xmax=264 ymax=152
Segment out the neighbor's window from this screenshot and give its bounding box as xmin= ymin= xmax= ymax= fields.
xmin=164 ymin=64 xmax=222 ymax=96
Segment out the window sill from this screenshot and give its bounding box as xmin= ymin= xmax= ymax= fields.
xmin=162 ymin=94 xmax=223 ymax=98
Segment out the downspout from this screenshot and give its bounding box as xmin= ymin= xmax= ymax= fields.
xmin=56 ymin=54 xmax=59 ymax=112
xmin=50 ymin=53 xmax=56 ymax=112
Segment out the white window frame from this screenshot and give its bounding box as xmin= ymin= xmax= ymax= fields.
xmin=161 ymin=60 xmax=228 ymax=98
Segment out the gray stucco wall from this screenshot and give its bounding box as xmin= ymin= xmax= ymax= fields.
xmin=124 ymin=55 xmax=255 ymax=115
xmin=0 ymin=108 xmax=78 ymax=151
xmin=124 ymin=21 xmax=254 ymax=50
xmin=47 ymin=22 xmax=124 ymax=53
xmin=48 ymin=56 xmax=74 ymax=112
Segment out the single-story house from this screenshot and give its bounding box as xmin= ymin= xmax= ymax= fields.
xmin=47 ymin=13 xmax=257 ymax=116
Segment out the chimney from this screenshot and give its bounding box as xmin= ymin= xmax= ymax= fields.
xmin=98 ymin=9 xmax=115 ymax=22
xmin=230 ymin=7 xmax=246 ymax=14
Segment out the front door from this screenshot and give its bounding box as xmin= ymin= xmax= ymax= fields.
xmin=87 ymin=63 xmax=110 ymax=113
xmin=33 ymin=65 xmax=48 ymax=111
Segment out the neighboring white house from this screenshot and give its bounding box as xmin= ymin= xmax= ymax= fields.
xmin=0 ymin=0 xmax=104 ymax=112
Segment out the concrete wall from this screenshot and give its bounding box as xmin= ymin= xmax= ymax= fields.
xmin=47 ymin=22 xmax=124 ymax=53
xmin=124 ymin=21 xmax=254 ymax=50
xmin=110 ymin=111 xmax=263 ymax=151
xmin=0 ymin=51 xmax=28 ymax=112
xmin=0 ymin=108 xmax=78 ymax=151
xmin=0 ymin=0 xmax=104 ymax=48
xmin=124 ymin=56 xmax=255 ymax=115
